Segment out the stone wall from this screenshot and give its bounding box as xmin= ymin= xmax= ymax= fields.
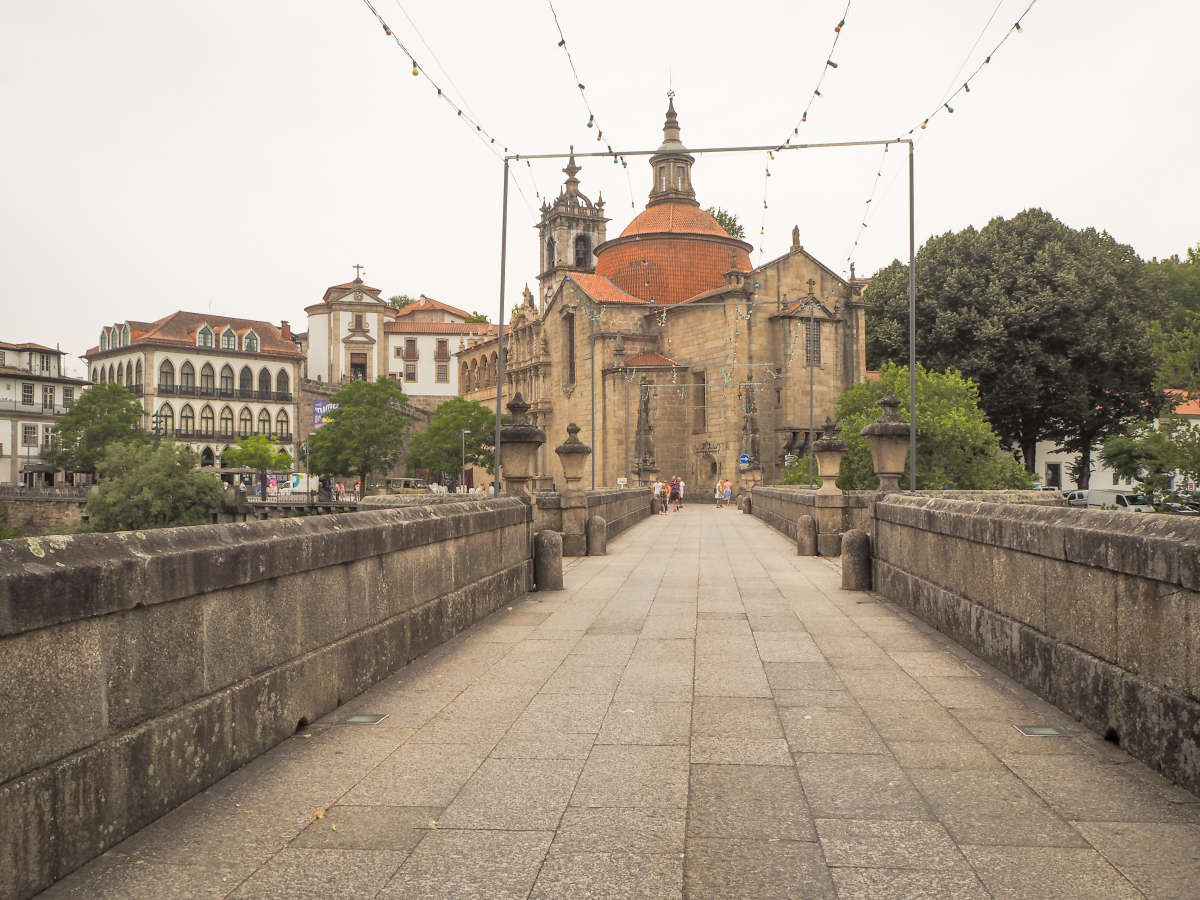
xmin=587 ymin=487 xmax=655 ymax=542
xmin=0 ymin=499 xmax=531 ymax=900
xmin=873 ymin=495 xmax=1200 ymax=795
xmin=0 ymin=497 xmax=87 ymax=535
xmin=751 ymin=486 xmax=873 ymax=555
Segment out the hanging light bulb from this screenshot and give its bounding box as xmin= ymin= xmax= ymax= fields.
xmin=763 ymin=201 xmax=768 ymax=209
xmin=577 ymin=82 xmax=586 ymax=90
xmin=411 ymin=60 xmax=419 ymax=76
xmin=801 ymin=112 xmax=807 ymax=123
xmin=813 ymin=88 xmax=822 ymax=97
xmin=1014 ymin=21 xmax=1022 ymax=32
xmin=766 ymin=168 xmax=771 ymax=177
xmin=769 ymin=151 xmax=774 ymax=160
xmin=557 ymin=39 xmax=565 ymax=47
xmin=920 ymin=119 xmax=928 ymax=129
xmin=835 ymin=19 xmax=844 ymax=32
xmin=963 ymin=83 xmax=971 ymax=93
xmin=587 ymin=114 xmax=594 ymax=128
xmin=945 ymin=103 xmax=954 ymax=113
xmin=826 ymin=59 xmax=838 ymax=69
xmin=382 ymin=23 xmax=392 ymax=36
xmin=884 ymin=143 xmax=889 ymax=152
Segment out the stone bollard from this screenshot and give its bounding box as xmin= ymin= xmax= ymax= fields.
xmin=586 ymin=514 xmax=607 ymax=556
xmin=533 ymin=529 xmax=564 ymax=591
xmin=740 ymin=494 xmax=752 ymax=515
xmin=796 ymin=514 xmax=817 ymax=556
xmin=841 ymin=529 xmax=871 ymax=591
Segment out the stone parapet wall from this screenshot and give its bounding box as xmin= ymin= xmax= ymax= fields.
xmin=0 ymin=499 xmax=531 ymax=900
xmin=587 ymin=487 xmax=655 ymax=543
xmin=0 ymin=497 xmax=87 ymax=535
xmin=750 ymin=487 xmax=874 ymax=555
xmin=873 ymin=495 xmax=1200 ymax=795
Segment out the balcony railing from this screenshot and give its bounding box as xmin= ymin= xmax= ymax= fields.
xmin=0 ymin=399 xmax=72 ymax=415
xmin=237 ymin=388 xmax=255 ymax=400
xmin=129 ymin=384 xmax=143 ymax=396
xmin=273 ymin=391 xmax=292 ymax=402
xmin=157 ymin=383 xmax=176 ymax=395
xmin=178 ymin=384 xmax=197 ymax=397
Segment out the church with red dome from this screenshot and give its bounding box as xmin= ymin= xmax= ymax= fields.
xmin=459 ymin=98 xmax=869 ymax=492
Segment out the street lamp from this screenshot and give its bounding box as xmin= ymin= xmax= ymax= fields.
xmin=800 ymin=283 xmax=819 ymax=488
xmin=460 ymin=430 xmax=471 ymax=493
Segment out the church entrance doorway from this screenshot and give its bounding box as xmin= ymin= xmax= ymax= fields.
xmin=200 ymin=447 xmax=215 ymax=467
xmin=350 ymin=352 xmax=368 ymax=381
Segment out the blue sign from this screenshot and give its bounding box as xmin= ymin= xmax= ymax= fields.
xmin=738 ymin=453 xmax=751 ymax=465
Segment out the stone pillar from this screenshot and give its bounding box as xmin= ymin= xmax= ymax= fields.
xmin=586 ymin=514 xmax=607 ymax=556
xmin=555 ymin=422 xmax=591 ymax=556
xmin=796 ymin=514 xmax=817 ymax=556
xmin=533 ymin=529 xmax=564 ymax=590
xmin=841 ymin=529 xmax=871 ymax=591
xmin=499 ymin=393 xmax=546 ymax=499
xmin=860 ymin=391 xmax=914 ymax=492
xmin=812 ymin=418 xmax=848 ymax=496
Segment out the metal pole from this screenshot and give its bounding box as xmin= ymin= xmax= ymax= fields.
xmin=907 ymin=141 xmax=917 ymax=492
xmin=808 ymin=304 xmax=815 ymax=487
xmin=494 ymin=158 xmax=510 ymax=492
xmin=461 ymin=430 xmax=468 ymax=490
xmin=590 ymin=309 xmax=596 ymax=487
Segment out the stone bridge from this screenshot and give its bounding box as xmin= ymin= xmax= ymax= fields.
xmin=3 ymin=494 xmax=1199 ymax=898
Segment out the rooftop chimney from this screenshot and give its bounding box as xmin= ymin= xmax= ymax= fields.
xmin=280 ymin=320 xmax=292 ymax=340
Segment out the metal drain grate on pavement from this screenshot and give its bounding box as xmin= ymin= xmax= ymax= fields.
xmin=1013 ymin=724 xmax=1064 ymax=737
xmin=341 ymin=714 xmax=389 ymax=726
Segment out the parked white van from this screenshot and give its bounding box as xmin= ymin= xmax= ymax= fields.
xmin=1086 ymin=489 xmax=1155 ymax=512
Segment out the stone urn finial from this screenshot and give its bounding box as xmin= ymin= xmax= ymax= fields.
xmin=555 ymin=422 xmax=592 ymax=488
xmin=499 ymin=392 xmax=545 ymax=498
xmin=860 ymin=391 xmax=914 ymax=492
xmin=812 ymin=417 xmax=848 ymax=495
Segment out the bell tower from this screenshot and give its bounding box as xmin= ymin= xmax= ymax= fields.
xmin=537 ymin=147 xmax=609 ymax=308
xmin=647 ymin=95 xmax=698 ymax=208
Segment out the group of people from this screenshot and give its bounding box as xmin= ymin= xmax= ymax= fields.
xmin=651 ymin=476 xmax=686 ymax=514
xmin=714 ymin=479 xmax=733 ymax=508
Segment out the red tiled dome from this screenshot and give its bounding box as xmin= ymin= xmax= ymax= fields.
xmin=595 ymin=202 xmax=752 ymax=305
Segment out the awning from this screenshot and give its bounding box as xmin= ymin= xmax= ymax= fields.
xmin=20 ymin=463 xmax=55 ymax=473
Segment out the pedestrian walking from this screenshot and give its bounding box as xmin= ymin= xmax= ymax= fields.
xmin=715 ymin=478 xmax=723 ymax=508
xmin=669 ymin=476 xmax=681 ymax=511
xmin=660 ymin=478 xmax=669 ymax=514
xmin=677 ymin=478 xmax=686 ymax=510
xmin=722 ymin=480 xmax=732 ymax=508
xmin=652 ymin=479 xmax=666 ymax=515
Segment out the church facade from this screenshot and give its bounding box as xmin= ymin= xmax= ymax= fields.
xmin=459 ymin=99 xmax=868 ymax=492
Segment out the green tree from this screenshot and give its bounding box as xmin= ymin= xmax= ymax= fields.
xmin=48 ymin=382 xmax=147 ymax=475
xmin=1100 ymin=414 xmax=1200 ymax=498
xmin=1145 ymin=246 xmax=1200 ymax=394
xmin=779 ymin=453 xmax=821 ymax=488
xmin=87 ymin=441 xmax=223 ymax=532
xmin=830 ymin=363 xmax=1032 ymax=491
xmin=406 ymin=397 xmax=499 ymax=479
xmin=307 ymin=376 xmax=411 ymax=493
xmin=865 ymin=209 xmax=1166 ymax=484
xmin=387 ymin=294 xmax=417 ymax=309
xmin=219 ymin=434 xmax=292 ymax=499
xmin=464 ymin=311 xmax=490 ymax=323
xmin=704 ymin=206 xmax=745 ymax=240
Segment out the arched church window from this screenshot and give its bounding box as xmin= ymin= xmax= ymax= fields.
xmin=200 ymin=405 xmax=215 ymax=435
xmin=219 ymin=406 xmax=234 ymax=436
xmin=257 ymin=409 xmax=271 ymax=434
xmin=276 ymin=369 xmax=289 ymax=395
xmin=239 ymin=408 xmax=253 ymax=437
xmin=276 ymin=409 xmax=289 ymax=437
xmin=574 ymin=235 xmax=590 ymax=268
xmin=200 ymin=363 xmax=214 ymax=393
xmin=158 ymin=359 xmax=174 ymax=389
xmin=258 ymin=368 xmax=271 ymax=396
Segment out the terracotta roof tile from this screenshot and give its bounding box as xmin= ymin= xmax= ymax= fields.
xmin=322 ymin=280 xmax=383 ymax=303
xmin=85 ymin=311 xmax=301 ymax=358
xmin=565 ymin=273 xmax=645 ymax=304
xmin=0 ymin=341 xmax=60 ymax=353
xmin=393 ymin=296 xmax=472 ymax=320
xmin=623 ymin=351 xmax=680 ymax=368
xmin=595 ymin=236 xmax=751 ymax=305
xmin=1166 ymin=389 xmax=1200 ymax=416
xmin=383 ymin=322 xmax=493 ymax=335
xmin=619 ymin=203 xmax=729 ymax=238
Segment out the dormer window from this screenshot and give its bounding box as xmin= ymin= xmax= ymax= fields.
xmin=220 ymin=328 xmax=237 ymax=350
xmin=99 ymin=329 xmax=109 ymax=351
xmin=197 ymin=325 xmax=214 ymax=348
xmin=121 ymin=324 xmax=131 ymax=346
xmin=243 ymin=331 xmax=259 ymax=352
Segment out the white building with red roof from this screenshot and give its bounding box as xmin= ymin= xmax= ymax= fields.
xmin=0 ymin=341 xmax=89 ymax=485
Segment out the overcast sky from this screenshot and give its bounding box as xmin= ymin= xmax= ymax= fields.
xmin=3 ymin=1 xmax=1197 ymax=376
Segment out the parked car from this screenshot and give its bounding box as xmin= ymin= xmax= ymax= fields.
xmin=1063 ymin=490 xmax=1088 ymax=508
xmin=1086 ymin=489 xmax=1155 ymax=512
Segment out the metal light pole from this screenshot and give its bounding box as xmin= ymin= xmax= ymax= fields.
xmin=806 ymin=290 xmax=817 ymax=488
xmin=493 ymin=158 xmax=510 ymax=494
xmin=907 ymin=141 xmax=918 ymax=492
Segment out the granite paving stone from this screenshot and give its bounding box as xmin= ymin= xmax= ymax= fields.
xmin=44 ymin=505 xmax=1200 ymax=899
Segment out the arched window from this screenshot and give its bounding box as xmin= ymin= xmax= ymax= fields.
xmin=108 ymin=364 xmax=115 ymax=383
xmin=91 ymin=367 xmax=98 ymax=383
xmin=122 ymin=325 xmax=131 ymax=346
xmin=258 ymin=368 xmax=271 ymax=396
xmin=275 ymin=369 xmax=289 ymax=396
xmin=125 ymin=361 xmax=133 ymax=385
xmin=116 ymin=364 xmax=124 ymax=385
xmin=238 ymin=408 xmax=253 ymax=436
xmin=134 ymin=359 xmax=143 ymax=386
xmin=574 ymin=234 xmax=590 ymax=268
xmin=545 ymin=237 xmax=556 ymax=271
xmin=239 ymin=366 xmax=253 ymax=395
xmin=220 ymin=328 xmax=236 ymax=350
xmin=200 ymin=405 xmax=215 ymax=435
xmin=219 ymin=406 xmax=234 ymax=436
xmin=180 ymin=404 xmax=195 ymax=435
xmin=180 ymin=361 xmax=195 ymax=390
xmin=200 ymin=447 xmax=215 ymax=467
xmin=257 ymin=409 xmax=271 ymax=434
xmin=158 ymin=403 xmax=174 ymax=434
xmin=219 ymin=365 xmax=234 ymax=393
xmin=99 ymin=330 xmax=109 ymax=351
xmin=158 ymin=359 xmax=173 ymax=389
xmin=276 ymin=409 xmax=289 ymax=438
xmin=461 ymin=362 xmax=470 ymax=391
xmin=244 ymin=332 xmax=259 ymax=352
xmin=200 ymin=363 xmax=214 ymax=393
xmin=197 ymin=326 xmax=213 ymax=348
xmin=490 ymin=352 xmax=498 ymax=387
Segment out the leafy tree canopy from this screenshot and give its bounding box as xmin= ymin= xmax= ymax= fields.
xmin=830 ymin=363 xmax=1032 ymax=491
xmin=49 ymin=382 xmax=147 ymax=474
xmin=87 ymin=441 xmax=224 ymax=532
xmin=464 ymin=311 xmax=490 ymax=323
xmin=1100 ymin=414 xmax=1200 ymax=498
xmin=864 ymin=208 xmax=1166 ymax=484
xmin=219 ymin=434 xmax=292 ymax=471
xmin=704 ymin=206 xmax=745 ymax=240
xmin=406 ymin=397 xmax=500 ymax=478
xmin=1145 ymin=245 xmax=1200 ymax=394
xmin=307 ymin=376 xmax=410 ymax=489
xmin=387 ymin=294 xmax=417 ymax=309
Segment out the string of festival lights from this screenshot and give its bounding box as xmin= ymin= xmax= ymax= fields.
xmin=356 ymin=0 xmax=543 ymax=214
xmin=546 ymin=0 xmax=637 ymax=209
xmin=841 ymin=0 xmax=1039 ymax=277
xmin=757 ymin=0 xmax=853 ymax=258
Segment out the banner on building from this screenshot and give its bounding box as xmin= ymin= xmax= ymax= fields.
xmin=313 ymin=400 xmax=338 ymax=429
